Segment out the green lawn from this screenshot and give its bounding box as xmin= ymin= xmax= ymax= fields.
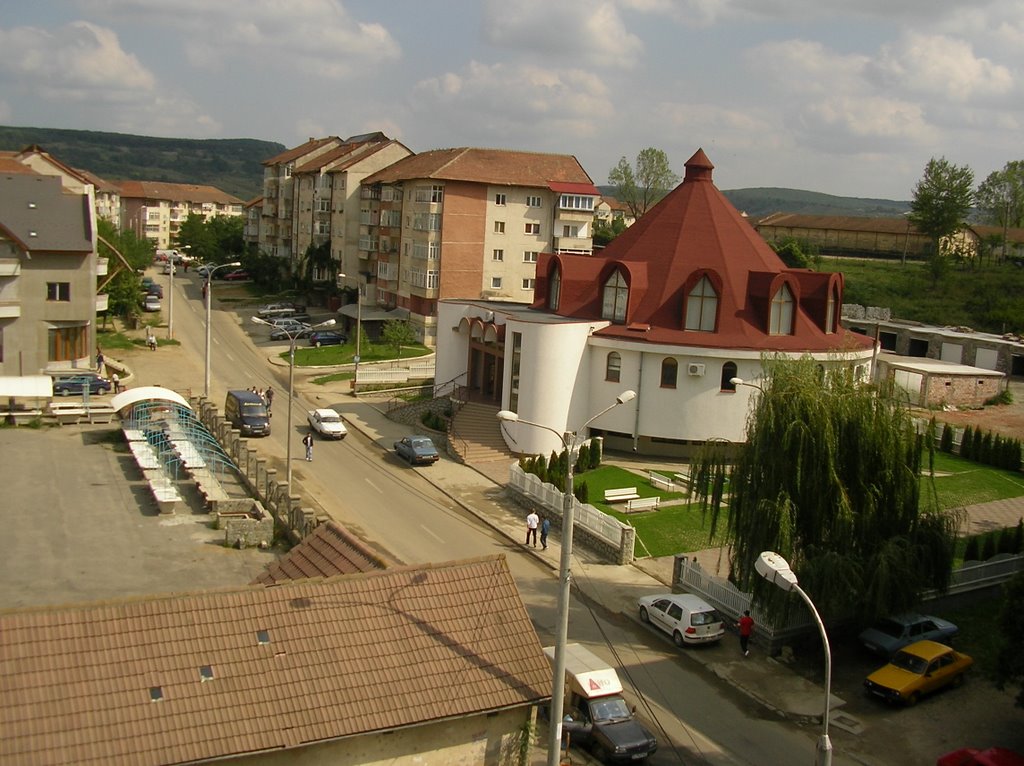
xmin=927 ymin=452 xmax=1024 ymax=509
xmin=288 ymin=342 xmax=430 ymax=367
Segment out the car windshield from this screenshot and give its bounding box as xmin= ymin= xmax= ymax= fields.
xmin=890 ymin=650 xmax=928 ymax=674
xmin=691 ymin=610 xmax=721 ymax=626
xmin=871 ymin=618 xmax=906 ymax=638
xmin=320 ymin=414 xmax=341 ymax=423
xmin=589 ymin=697 xmax=631 ymax=722
xmin=241 ymin=403 xmax=268 ymax=417
xmin=411 ymin=438 xmax=434 ymax=450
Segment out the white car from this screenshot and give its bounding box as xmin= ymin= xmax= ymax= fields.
xmin=143 ymin=293 xmax=162 ymax=312
xmin=307 ymin=408 xmax=347 ymax=439
xmin=637 ymin=593 xmax=725 ymax=647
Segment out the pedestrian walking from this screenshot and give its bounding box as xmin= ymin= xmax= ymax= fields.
xmin=111 ymin=373 xmax=121 ymax=394
xmin=540 ymin=516 xmax=551 ymax=550
xmin=146 ymin=330 xmax=157 ymax=351
xmin=737 ymin=610 xmax=754 ymax=657
xmin=525 ymin=510 xmax=539 ymax=547
xmin=303 ymin=432 xmax=314 ymax=462
xmin=95 ymin=349 xmax=105 ymax=373
xmin=265 ymin=386 xmax=274 ymax=411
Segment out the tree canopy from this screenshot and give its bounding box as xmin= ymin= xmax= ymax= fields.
xmin=692 ymin=357 xmax=960 ymax=622
xmin=995 ymin=570 xmax=1024 ymax=708
xmin=607 ymin=148 xmax=679 ymax=220
xmin=908 ymin=157 xmax=975 ymax=253
xmin=976 ymin=160 xmax=1024 ymax=261
xmin=97 ymin=218 xmax=152 ymax=320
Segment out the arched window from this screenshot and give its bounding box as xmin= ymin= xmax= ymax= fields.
xmin=769 ymin=283 xmax=794 ymax=335
xmin=660 ymin=358 xmax=678 ymax=389
xmin=601 ymin=269 xmax=629 ymax=323
xmin=825 ymin=283 xmax=838 ymax=333
xmin=721 ymin=361 xmax=737 ymax=391
xmin=685 ymin=275 xmax=718 ymax=331
xmin=548 ymin=265 xmax=561 ymax=311
xmin=605 ymin=352 xmax=621 ymax=382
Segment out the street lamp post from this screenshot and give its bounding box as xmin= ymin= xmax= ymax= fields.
xmin=167 ymin=245 xmax=190 ymax=339
xmin=496 ymin=390 xmax=636 ymax=766
xmin=754 ymin=551 xmax=833 ymax=766
xmin=203 ymin=261 xmax=241 ymax=398
xmin=337 ymin=272 xmax=364 ymax=394
xmin=251 ymin=316 xmax=335 ymax=496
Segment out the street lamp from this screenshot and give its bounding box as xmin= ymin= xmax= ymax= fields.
xmin=167 ymin=245 xmax=190 ymax=339
xmin=338 ymin=272 xmax=364 ymax=394
xmin=203 ymin=261 xmax=241 ymax=397
xmin=754 ymin=551 xmax=833 ymax=766
xmin=251 ymin=316 xmax=335 ymax=496
xmin=496 ymin=390 xmax=636 ymax=766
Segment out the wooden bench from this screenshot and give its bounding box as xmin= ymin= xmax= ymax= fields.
xmin=626 ymin=496 xmax=660 ymax=513
xmin=648 ymin=471 xmax=675 ymax=491
xmin=604 ymin=487 xmax=640 ymax=503
xmin=674 ymin=472 xmax=691 ymax=488
xmin=147 ymin=476 xmax=182 ymax=515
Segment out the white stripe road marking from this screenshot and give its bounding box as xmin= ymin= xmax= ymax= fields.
xmin=365 ymin=478 xmax=382 ymax=494
xmin=419 ymin=525 xmax=444 ymax=544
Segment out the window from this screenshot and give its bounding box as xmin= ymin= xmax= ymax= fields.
xmin=521 ymin=278 xmax=535 ymax=290
xmin=526 ymin=195 xmax=542 ymax=208
xmin=494 ymin=221 xmax=505 ymax=234
xmin=825 ymin=284 xmax=838 ymax=333
xmin=601 ymin=269 xmax=628 ymax=323
xmin=525 ymin=223 xmax=540 ymax=235
xmin=414 ymin=184 xmax=444 ymax=203
xmin=492 ymin=249 xmax=504 ymax=261
xmin=562 ymin=224 xmax=579 ymax=238
xmin=769 ymin=284 xmax=794 ymax=335
xmin=559 ymin=194 xmax=595 ymax=211
xmin=46 ymin=282 xmax=70 ymax=302
xmin=524 ymin=251 xmax=539 ymax=263
xmin=548 ymin=266 xmax=561 ymax=310
xmin=494 ymin=193 xmax=507 ymax=206
xmin=47 ymin=325 xmax=87 ymax=362
xmin=490 ymin=276 xmax=503 ymax=289
xmin=721 ymin=362 xmax=737 ymax=391
xmin=606 ymin=352 xmax=621 ymax=382
xmin=685 ymin=276 xmax=717 ymax=331
xmin=509 ymin=332 xmax=522 ymax=412
xmin=428 ymin=241 xmax=441 ymax=260
xmin=661 ymin=358 xmax=678 ymax=388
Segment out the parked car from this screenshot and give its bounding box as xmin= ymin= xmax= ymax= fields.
xmin=394 ymin=435 xmax=440 ymax=465
xmin=146 ymin=283 xmax=163 ymax=298
xmin=863 ymin=640 xmax=973 ymax=706
xmin=140 ymin=276 xmax=154 ymax=290
xmin=51 ymin=372 xmax=112 ymax=396
xmin=269 ymin=325 xmax=314 ymax=341
xmin=143 ymin=294 xmax=162 ymax=312
xmin=161 ymin=262 xmax=175 ymax=275
xmin=265 ymin=316 xmax=310 ymax=331
xmin=637 ymin=593 xmax=725 ymax=647
xmin=937 ymin=748 xmax=1024 ymax=766
xmin=257 ymin=301 xmax=307 ymax=318
xmin=307 ymin=408 xmax=348 ymax=439
xmin=196 ymin=263 xmax=216 ymax=278
xmin=858 ymin=613 xmax=959 ymax=657
xmin=308 ymin=330 xmax=347 ymax=348
xmin=221 ymin=269 xmax=250 ymax=281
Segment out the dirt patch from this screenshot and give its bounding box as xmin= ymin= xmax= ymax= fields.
xmin=924 ymin=380 xmax=1024 ymax=441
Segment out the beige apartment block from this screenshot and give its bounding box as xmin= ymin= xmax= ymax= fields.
xmin=360 ymin=148 xmax=598 ymax=345
xmin=117 ymin=180 xmax=243 ymax=250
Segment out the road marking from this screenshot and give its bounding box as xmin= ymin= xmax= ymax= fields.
xmin=419 ymin=525 xmax=444 ymax=544
xmin=365 ymin=478 xmax=382 ymax=494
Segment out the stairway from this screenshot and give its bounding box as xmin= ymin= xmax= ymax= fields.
xmin=448 ymin=402 xmax=513 ymax=464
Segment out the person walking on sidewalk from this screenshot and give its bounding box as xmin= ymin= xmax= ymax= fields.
xmin=111 ymin=373 xmax=121 ymax=394
xmin=96 ymin=349 xmax=105 ymax=374
xmin=265 ymin=386 xmax=274 ymax=412
xmin=303 ymin=432 xmax=314 ymax=462
xmin=540 ymin=515 xmax=551 ymax=550
xmin=525 ymin=510 xmax=539 ymax=547
xmin=737 ymin=610 xmax=755 ymax=656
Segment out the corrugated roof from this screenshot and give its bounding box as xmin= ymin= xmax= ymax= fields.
xmin=0 ymin=174 xmax=93 ymax=253
xmin=115 ymin=180 xmax=242 ymax=204
xmin=0 ymin=555 xmax=549 ymax=765
xmin=252 ymin=520 xmax=388 ymax=584
xmin=363 ymin=147 xmax=593 ymax=188
xmin=754 ymin=212 xmax=919 ymax=234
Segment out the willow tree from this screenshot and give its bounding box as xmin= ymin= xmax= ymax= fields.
xmin=692 ymin=357 xmax=960 ymax=621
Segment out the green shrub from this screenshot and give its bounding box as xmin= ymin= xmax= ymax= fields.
xmin=1012 ymin=520 xmax=1024 ymax=555
xmin=575 ymin=481 xmax=589 ymax=504
xmin=985 ymin=388 xmax=1014 ymax=406
xmin=963 ymin=535 xmax=980 ymax=561
xmin=588 ymin=437 xmax=602 ymax=469
xmin=575 ymin=443 xmax=590 ymax=473
xmin=982 ymin=532 xmax=999 ymax=560
xmin=940 ymin=423 xmax=954 ymax=453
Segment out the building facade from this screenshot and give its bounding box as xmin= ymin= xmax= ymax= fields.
xmin=436 ymin=149 xmax=876 ymax=457
xmin=117 ymin=180 xmax=243 ymax=250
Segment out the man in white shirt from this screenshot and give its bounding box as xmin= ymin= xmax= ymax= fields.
xmin=525 ymin=510 xmax=539 ymax=547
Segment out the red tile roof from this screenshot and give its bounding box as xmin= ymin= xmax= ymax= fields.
xmin=252 ymin=520 xmax=387 ymax=584
xmin=114 ymin=180 xmax=242 ymax=204
xmin=363 ymin=147 xmax=593 ymax=188
xmin=535 ymin=149 xmax=871 ymax=353
xmin=0 ymin=555 xmax=549 ymax=765
xmin=755 ymin=212 xmax=919 ymax=234
xmin=262 ymin=136 xmax=342 ymax=166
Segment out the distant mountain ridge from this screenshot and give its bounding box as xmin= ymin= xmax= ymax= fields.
xmin=0 ymin=125 xmax=283 ymax=200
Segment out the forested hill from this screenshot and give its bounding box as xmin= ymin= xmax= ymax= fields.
xmin=0 ymin=125 xmax=284 ymax=200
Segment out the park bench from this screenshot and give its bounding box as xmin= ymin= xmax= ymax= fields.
xmin=604 ymin=487 xmax=640 ymax=503
xmin=144 ymin=471 xmax=182 ymax=515
xmin=626 ymin=496 xmax=660 ymax=513
xmin=648 ymin=471 xmax=675 ymax=491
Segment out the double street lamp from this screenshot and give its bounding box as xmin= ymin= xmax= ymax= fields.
xmin=337 ymin=272 xmax=363 ymax=394
xmin=250 ymin=316 xmax=335 ymax=496
xmin=755 ymin=551 xmax=833 ymax=766
xmin=167 ymin=245 xmax=190 ymax=339
xmin=496 ymin=390 xmax=636 ymax=766
xmin=203 ymin=261 xmax=241 ymax=397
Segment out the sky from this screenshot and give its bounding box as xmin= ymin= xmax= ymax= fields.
xmin=0 ymin=0 xmax=1021 ymax=200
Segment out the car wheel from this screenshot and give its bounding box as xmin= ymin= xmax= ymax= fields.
xmin=314 ymin=341 xmax=321 ymax=348
xmin=951 ymin=674 xmax=965 ymax=688
xmin=673 ymin=630 xmax=685 ymax=648
xmin=60 ymin=388 xmax=71 ymax=397
xmin=639 ymin=606 xmax=650 ymax=623
xmin=592 ymin=744 xmax=611 ymax=763
xmin=907 ymin=692 xmax=921 ymax=707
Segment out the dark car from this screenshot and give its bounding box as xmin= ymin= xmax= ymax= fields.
xmin=51 ymin=372 xmax=112 ymax=396
xmin=221 ymin=269 xmax=251 ymax=281
xmin=394 ymin=435 xmax=440 ymax=465
xmin=308 ymin=330 xmax=347 ymax=348
xmin=146 ymin=283 xmax=164 ymax=298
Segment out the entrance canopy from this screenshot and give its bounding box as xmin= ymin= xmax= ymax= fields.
xmin=0 ymin=375 xmax=53 ymax=399
xmin=110 ymin=386 xmax=191 ymax=412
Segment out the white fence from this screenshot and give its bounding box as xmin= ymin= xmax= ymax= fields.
xmin=356 ymin=360 xmax=434 ymax=385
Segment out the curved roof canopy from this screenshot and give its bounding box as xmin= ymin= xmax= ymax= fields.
xmin=110 ymin=386 xmax=191 ymax=412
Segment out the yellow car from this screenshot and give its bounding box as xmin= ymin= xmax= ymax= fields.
xmin=864 ymin=639 xmax=973 ymax=705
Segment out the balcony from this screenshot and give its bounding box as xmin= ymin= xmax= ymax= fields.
xmin=95 ymin=293 xmax=109 ymax=312
xmin=0 ymin=300 xmax=21 ymax=318
xmin=96 ymin=257 xmax=108 ymax=276
xmin=0 ymin=258 xmax=20 ymax=277
xmin=554 ymin=236 xmax=593 ymax=255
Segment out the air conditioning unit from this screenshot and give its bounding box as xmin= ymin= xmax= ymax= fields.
xmin=687 ymin=363 xmax=706 ymax=377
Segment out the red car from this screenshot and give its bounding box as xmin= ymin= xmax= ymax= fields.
xmin=221 ymin=269 xmax=251 ymax=281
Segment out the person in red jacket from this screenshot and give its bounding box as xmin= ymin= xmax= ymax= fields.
xmin=738 ymin=610 xmax=754 ymax=656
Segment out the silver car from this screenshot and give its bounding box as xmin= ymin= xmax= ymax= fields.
xmin=638 ymin=593 xmax=725 ymax=647
xmin=858 ymin=613 xmax=959 ymax=657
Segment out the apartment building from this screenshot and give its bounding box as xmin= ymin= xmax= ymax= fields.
xmin=0 ymin=172 xmax=104 ymax=376
xmin=359 ymin=148 xmax=598 ymax=345
xmin=117 ymin=180 xmax=243 ymax=250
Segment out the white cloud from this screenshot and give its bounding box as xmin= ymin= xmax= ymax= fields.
xmin=483 ymin=0 xmax=644 ymax=67
xmin=747 ymin=39 xmax=868 ymax=96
